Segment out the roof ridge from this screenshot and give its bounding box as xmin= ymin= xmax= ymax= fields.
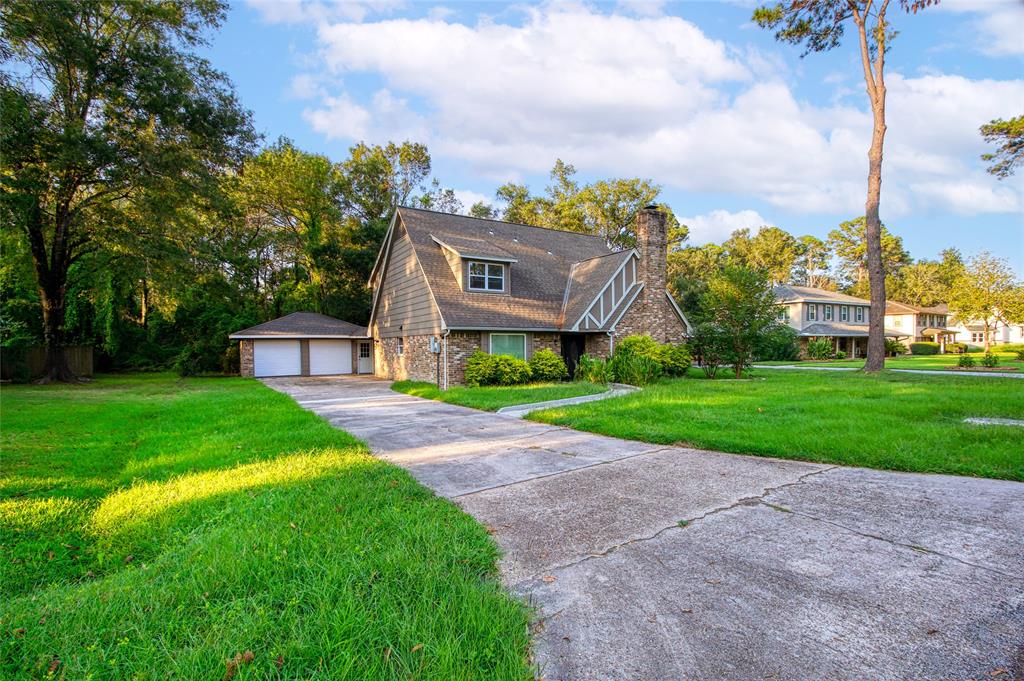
xmin=398 ymin=205 xmax=609 ymax=243
xmin=571 ymin=249 xmax=630 ymax=266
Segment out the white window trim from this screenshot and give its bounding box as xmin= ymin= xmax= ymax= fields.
xmin=824 ymin=305 xmax=833 ymax=321
xmin=467 ymin=261 xmax=505 ymax=292
xmin=489 ymin=332 xmax=527 ymax=359
xmin=397 ymin=337 xmax=404 ymax=356
xmin=808 ymin=304 xmax=817 ymax=321
xmin=856 ymin=307 xmax=864 ymax=323
xmin=840 ymin=306 xmax=849 ymax=322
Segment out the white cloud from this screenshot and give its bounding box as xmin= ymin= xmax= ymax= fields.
xmin=939 ymin=0 xmax=1024 ymax=56
xmin=290 ymin=4 xmax=1022 ymax=219
xmin=680 ymin=209 xmax=768 ymax=245
xmin=246 ymin=0 xmax=404 ymax=24
xmin=453 ymin=189 xmax=492 ymax=211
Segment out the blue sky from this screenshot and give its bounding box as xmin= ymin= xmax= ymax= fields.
xmin=203 ymin=0 xmax=1024 ymax=274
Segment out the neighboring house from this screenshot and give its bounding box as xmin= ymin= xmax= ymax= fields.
xmin=947 ymin=316 xmax=1024 ymax=348
xmin=773 ymin=284 xmax=902 ymax=358
xmin=367 ymin=205 xmax=691 ymax=387
xmin=231 ymin=312 xmax=372 ymax=378
xmin=883 ymin=302 xmax=956 ymax=351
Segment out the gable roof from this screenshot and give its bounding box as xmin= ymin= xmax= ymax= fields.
xmin=774 ymin=284 xmax=870 ymax=305
xmin=885 ymin=301 xmax=949 ymax=315
xmin=561 ymin=250 xmax=637 ymax=329
xmin=230 ymin=312 xmax=368 ymax=339
xmin=800 ymin=322 xmax=904 ymax=338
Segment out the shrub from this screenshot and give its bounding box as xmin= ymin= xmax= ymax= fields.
xmin=957 ymin=354 xmax=975 ymax=368
xmin=909 ymin=342 xmax=940 ymax=356
xmin=944 ymin=342 xmax=967 ymax=355
xmin=755 ymin=326 xmax=800 ymax=362
xmin=1016 ymin=350 xmax=1024 ymax=362
xmin=659 ymin=343 xmax=692 ymax=376
xmin=465 ymin=351 xmax=532 ymax=386
xmin=805 ymin=337 xmax=833 ymax=360
xmin=608 ymin=352 xmax=662 ymax=386
xmin=528 ymin=348 xmax=568 ymax=382
xmin=981 ymin=352 xmax=999 ymax=368
xmin=615 ymin=335 xmax=662 ymax=361
xmin=690 ymin=321 xmax=728 ymax=379
xmin=885 ymin=338 xmax=905 ymax=356
xmin=835 ymin=350 xmax=847 ymax=360
xmin=574 ymin=354 xmax=611 ymax=384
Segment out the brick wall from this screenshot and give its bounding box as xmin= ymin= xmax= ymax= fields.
xmin=532 ymin=332 xmax=561 ymax=355
xmin=375 ymin=335 xmax=441 ymax=383
xmin=444 ymin=331 xmax=483 ymax=386
xmin=613 ymin=292 xmax=688 ymax=345
xmin=585 ymin=333 xmax=611 ymax=358
xmin=239 ymin=340 xmax=254 ymax=377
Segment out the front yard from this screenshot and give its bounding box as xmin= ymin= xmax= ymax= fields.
xmin=526 ymin=370 xmax=1023 ymax=480
xmin=759 ymin=348 xmax=1023 ymax=371
xmin=0 ymin=375 xmax=530 ymax=679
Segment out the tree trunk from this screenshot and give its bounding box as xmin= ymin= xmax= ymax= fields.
xmin=863 ymin=83 xmax=888 ymax=372
xmin=37 ymin=277 xmax=79 ymax=383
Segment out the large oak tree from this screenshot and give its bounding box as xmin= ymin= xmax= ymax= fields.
xmin=0 ymin=0 xmax=255 ymax=381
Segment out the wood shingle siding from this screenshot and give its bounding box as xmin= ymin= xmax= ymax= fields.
xmin=374 ymin=224 xmax=443 ymax=337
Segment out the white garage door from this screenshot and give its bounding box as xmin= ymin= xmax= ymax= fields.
xmin=253 ymin=340 xmax=301 ymax=377
xmin=309 ymin=339 xmax=352 ymax=375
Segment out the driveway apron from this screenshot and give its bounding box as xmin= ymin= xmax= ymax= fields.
xmin=265 ymin=376 xmax=1024 ymax=681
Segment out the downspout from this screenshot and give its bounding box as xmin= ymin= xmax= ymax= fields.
xmin=607 ymin=330 xmax=615 ymax=356
xmin=442 ymin=328 xmax=450 ymax=391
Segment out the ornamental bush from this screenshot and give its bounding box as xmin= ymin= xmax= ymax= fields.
xmin=574 ymin=354 xmax=611 ymax=384
xmin=944 ymin=342 xmax=967 ymax=355
xmin=909 ymin=342 xmax=940 ymax=355
xmin=885 ymin=338 xmax=906 ymax=356
xmin=464 ymin=350 xmax=495 ymax=387
xmin=659 ymin=343 xmax=692 ymax=376
xmin=528 ymin=348 xmax=569 ymax=382
xmin=835 ymin=350 xmax=847 ymax=360
xmin=805 ymin=337 xmax=833 ymax=360
xmin=981 ymin=352 xmax=999 ymax=368
xmin=464 ymin=351 xmax=533 ymax=387
xmin=616 ymin=335 xmax=662 ymax=363
xmin=608 ymin=352 xmax=662 ymax=387
xmin=754 ymin=326 xmax=800 ymax=362
xmin=957 ymin=354 xmax=976 ymax=368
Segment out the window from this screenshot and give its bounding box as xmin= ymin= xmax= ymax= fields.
xmin=490 ymin=333 xmax=526 ymax=360
xmin=855 ymin=307 xmax=864 ymax=323
xmin=468 ymin=261 xmax=504 ymax=291
xmin=893 ymin=317 xmax=902 ymax=328
xmin=808 ymin=304 xmax=817 ymax=321
xmin=777 ymin=306 xmax=789 ymax=322
xmin=972 ymin=332 xmax=984 ymax=343
xmin=840 ymin=306 xmax=849 ymax=322
xmin=397 ymin=337 xmax=404 ymax=356
xmin=824 ymin=305 xmax=833 ymax=321
xmin=359 ymin=342 xmax=371 ymax=358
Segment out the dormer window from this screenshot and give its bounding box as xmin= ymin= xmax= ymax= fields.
xmin=468 ymin=262 xmax=504 ymax=292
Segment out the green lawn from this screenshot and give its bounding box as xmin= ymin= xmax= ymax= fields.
xmin=758 ymin=350 xmax=1023 ymax=371
xmin=392 ymin=380 xmax=605 ymax=411
xmin=0 ymin=374 xmax=530 ymax=680
xmin=526 ymin=370 xmax=1024 ymax=481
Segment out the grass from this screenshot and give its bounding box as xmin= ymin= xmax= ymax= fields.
xmin=391 ymin=380 xmax=604 ymax=411
xmin=0 ymin=374 xmax=530 ymax=680
xmin=526 ymin=370 xmax=1024 ymax=481
xmin=758 ymin=350 xmax=1023 ymax=371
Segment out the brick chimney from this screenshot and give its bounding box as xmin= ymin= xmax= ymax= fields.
xmin=633 ymin=205 xmax=672 ymax=342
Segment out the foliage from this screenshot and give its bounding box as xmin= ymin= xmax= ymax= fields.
xmin=528 ymin=348 xmax=569 ymax=382
xmin=835 ymin=350 xmax=847 ymax=360
xmin=793 ymin=235 xmax=833 ymax=289
xmin=697 ymin=266 xmax=787 ymax=377
xmin=659 ymin=343 xmax=693 ymax=376
xmin=464 ymin=351 xmax=532 ymax=387
xmin=888 ymin=249 xmax=964 ymax=308
xmin=981 ymin=352 xmax=999 ymax=368
xmin=1016 ymin=350 xmax=1024 ymax=362
xmin=948 ymin=252 xmax=1022 ymax=350
xmin=945 ymin=342 xmax=967 ymax=355
xmin=805 ymin=337 xmax=835 ymax=360
xmin=0 ymin=375 xmax=531 ymax=678
xmin=723 ymin=226 xmax=801 ymax=285
xmin=957 ymin=354 xmax=976 ymax=368
xmin=909 ymin=342 xmax=940 ymax=356
xmin=615 ymin=335 xmax=663 ymax=363
xmin=392 ymin=380 xmax=602 ymax=411
xmin=980 ymin=115 xmax=1024 ymax=179
xmin=690 ymin=322 xmax=729 ymax=379
xmin=574 ymin=354 xmax=612 ymax=384
xmin=607 ymin=352 xmax=662 ymax=387
xmin=885 ymin=338 xmax=906 ymax=356
xmin=827 ymin=217 xmax=911 ymax=297
xmin=754 ymin=326 xmax=800 ymax=362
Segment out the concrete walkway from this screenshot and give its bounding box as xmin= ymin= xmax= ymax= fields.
xmin=753 ymin=364 xmax=1024 ymax=378
xmin=266 ymin=376 xmax=1024 ymax=681
xmin=495 ymin=383 xmax=639 ymax=419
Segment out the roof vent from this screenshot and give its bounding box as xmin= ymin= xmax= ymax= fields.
xmin=547 ymin=250 xmax=553 ymax=255
xmin=512 ymin=238 xmax=518 ymax=242
xmin=488 ymin=230 xmax=495 ymax=236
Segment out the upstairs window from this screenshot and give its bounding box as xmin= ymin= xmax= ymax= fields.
xmin=855 ymin=307 xmax=865 ymax=323
xmin=808 ymin=304 xmax=817 ymax=321
xmin=777 ymin=306 xmax=789 ymax=322
xmin=468 ymin=262 xmax=504 ymax=291
xmin=824 ymin=305 xmax=833 ymax=321
xmin=840 ymin=306 xmax=849 ymax=322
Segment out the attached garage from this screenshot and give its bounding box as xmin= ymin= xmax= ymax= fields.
xmin=230 ymin=312 xmax=371 ymax=378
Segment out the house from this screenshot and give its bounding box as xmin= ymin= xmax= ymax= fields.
xmin=366 ymin=205 xmax=691 ymax=387
xmin=883 ymin=302 xmax=956 ymax=351
xmin=230 ymin=312 xmax=372 ymax=378
xmin=947 ymin=315 xmax=1024 ymax=348
xmin=773 ymin=284 xmax=902 ymax=358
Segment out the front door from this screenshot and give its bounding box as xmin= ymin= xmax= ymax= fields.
xmin=357 ymin=341 xmax=373 ymax=374
xmin=560 ymin=333 xmax=586 ymax=379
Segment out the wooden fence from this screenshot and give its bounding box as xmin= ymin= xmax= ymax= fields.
xmin=1 ymin=346 xmax=94 ymax=381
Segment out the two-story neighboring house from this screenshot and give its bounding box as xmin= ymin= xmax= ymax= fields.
xmin=365 ymin=205 xmax=691 ymax=387
xmin=773 ymin=284 xmax=902 ymax=358
xmin=883 ymin=302 xmax=956 ymax=351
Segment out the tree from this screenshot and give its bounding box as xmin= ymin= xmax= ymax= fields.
xmin=889 ymin=249 xmax=963 ymax=307
xmin=469 ymin=201 xmax=499 ymax=219
xmin=948 ymin=252 xmax=1020 ymax=351
xmin=667 ymin=243 xmax=725 ymax=316
xmin=827 ymin=217 xmax=910 ymax=297
xmin=793 ymin=235 xmax=833 ymax=289
xmin=697 ymin=266 xmax=784 ymax=378
xmin=754 ymin=0 xmax=935 ymax=372
xmin=0 ymin=0 xmax=255 ymax=381
xmin=980 ymin=115 xmax=1024 ymax=178
xmin=725 ymin=226 xmax=800 ymax=284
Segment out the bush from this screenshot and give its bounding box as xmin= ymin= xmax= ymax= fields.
xmin=528 ymin=348 xmax=568 ymax=382
xmin=944 ymin=342 xmax=967 ymax=355
xmin=755 ymin=326 xmax=800 ymax=362
xmin=981 ymin=352 xmax=999 ymax=368
xmin=574 ymin=354 xmax=611 ymax=384
xmin=659 ymin=343 xmax=692 ymax=376
xmin=835 ymin=350 xmax=847 ymax=360
xmin=805 ymin=337 xmax=834 ymax=360
xmin=1016 ymin=350 xmax=1024 ymax=362
xmin=608 ymin=352 xmax=662 ymax=387
xmin=615 ymin=335 xmax=662 ymax=362
xmin=885 ymin=338 xmax=905 ymax=356
xmin=464 ymin=351 xmax=532 ymax=387
xmin=909 ymin=342 xmax=940 ymax=355
xmin=690 ymin=322 xmax=728 ymax=379
xmin=957 ymin=354 xmax=975 ymax=368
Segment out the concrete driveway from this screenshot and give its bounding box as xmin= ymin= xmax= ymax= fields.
xmin=265 ymin=376 xmax=1024 ymax=680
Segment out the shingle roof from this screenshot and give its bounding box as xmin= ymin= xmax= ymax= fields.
xmin=431 ymin=233 xmax=517 ymax=262
xmin=398 ymin=207 xmax=615 ymax=329
xmin=230 ymin=312 xmax=368 ymax=338
xmin=800 ymin=322 xmax=903 ymax=338
xmin=774 ymin=284 xmax=870 ymax=305
xmin=885 ymin=300 xmax=949 ymax=315
xmin=561 ymin=250 xmax=636 ymax=329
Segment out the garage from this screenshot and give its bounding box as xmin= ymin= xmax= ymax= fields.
xmin=230 ymin=312 xmax=371 ymax=378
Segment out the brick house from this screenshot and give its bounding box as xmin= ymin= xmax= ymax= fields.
xmin=367 ymin=205 xmax=691 ymax=388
